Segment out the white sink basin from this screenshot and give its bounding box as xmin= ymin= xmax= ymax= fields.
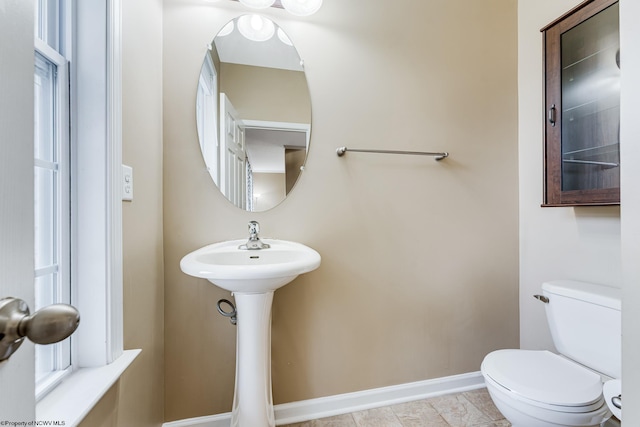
xmin=180 ymin=239 xmax=321 ymax=293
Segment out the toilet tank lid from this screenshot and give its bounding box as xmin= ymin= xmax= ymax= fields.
xmin=542 ymin=280 xmax=621 ymax=310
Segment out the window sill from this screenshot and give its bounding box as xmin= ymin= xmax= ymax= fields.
xmin=36 ymin=349 xmax=141 ymax=427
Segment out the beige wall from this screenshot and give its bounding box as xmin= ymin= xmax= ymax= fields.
xmin=517 ymin=0 xmax=622 ymax=353
xmin=220 ymin=63 xmax=310 ymax=123
xmin=21 ymin=1 xmax=640 ymax=425
xmin=285 ymin=149 xmax=306 ymax=194
xmin=78 ymin=0 xmax=165 ymax=425
xmin=164 ymin=0 xmax=519 ymax=421
xmin=253 ymin=172 xmax=286 ymax=211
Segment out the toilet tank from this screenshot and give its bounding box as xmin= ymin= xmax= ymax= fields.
xmin=542 ymin=280 xmax=621 ymax=379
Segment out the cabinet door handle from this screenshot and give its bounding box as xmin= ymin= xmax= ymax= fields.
xmin=548 ymin=104 xmax=557 ymax=127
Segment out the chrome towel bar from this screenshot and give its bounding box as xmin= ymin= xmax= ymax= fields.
xmin=336 ymin=146 xmax=449 ymax=161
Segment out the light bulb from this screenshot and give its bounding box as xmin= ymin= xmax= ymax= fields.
xmin=238 ymin=0 xmax=275 ymax=9
xmin=237 ymin=14 xmax=275 ymax=42
xmin=281 ymin=0 xmax=322 ymax=16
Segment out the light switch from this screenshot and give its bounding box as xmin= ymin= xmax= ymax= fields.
xmin=122 ymin=164 xmax=133 ymax=201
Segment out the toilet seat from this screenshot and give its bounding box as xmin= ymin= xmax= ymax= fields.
xmin=481 ymin=349 xmax=605 ymax=412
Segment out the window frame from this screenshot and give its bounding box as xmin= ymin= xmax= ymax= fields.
xmin=71 ymin=0 xmax=124 ymax=368
xmin=34 ymin=0 xmax=135 ymax=422
xmin=33 ymin=38 xmax=73 ymax=399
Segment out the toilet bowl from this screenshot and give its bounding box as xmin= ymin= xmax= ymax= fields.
xmin=481 ymin=280 xmax=621 ymax=427
xmin=603 ymin=379 xmax=621 ymax=421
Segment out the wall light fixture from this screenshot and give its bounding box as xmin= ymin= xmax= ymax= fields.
xmin=237 ymin=14 xmax=276 ymax=42
xmin=281 ymin=0 xmax=322 ymax=16
xmin=230 ymin=0 xmax=322 ymax=16
xmin=238 ymin=0 xmax=275 ymax=9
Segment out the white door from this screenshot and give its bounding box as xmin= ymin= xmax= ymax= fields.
xmin=0 ymin=0 xmax=37 ymax=419
xmin=220 ymin=93 xmax=248 ymax=210
xmin=197 ymin=55 xmax=219 ymax=186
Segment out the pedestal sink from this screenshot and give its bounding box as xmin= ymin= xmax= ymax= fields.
xmin=180 ymin=237 xmax=321 ymax=427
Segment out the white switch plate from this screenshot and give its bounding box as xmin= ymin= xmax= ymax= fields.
xmin=122 ymin=164 xmax=133 ymax=201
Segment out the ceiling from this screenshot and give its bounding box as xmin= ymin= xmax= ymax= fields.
xmin=213 ymin=17 xmax=304 ymax=72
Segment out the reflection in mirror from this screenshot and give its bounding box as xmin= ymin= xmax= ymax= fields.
xmin=196 ymin=14 xmax=311 ymax=212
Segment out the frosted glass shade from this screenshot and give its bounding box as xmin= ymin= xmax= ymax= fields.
xmin=281 ymin=0 xmax=322 ymax=16
xmin=217 ymin=21 xmax=235 ymax=37
xmin=277 ymin=28 xmax=292 ymax=46
xmin=238 ymin=0 xmax=275 ymax=9
xmin=237 ymin=14 xmax=275 ymax=42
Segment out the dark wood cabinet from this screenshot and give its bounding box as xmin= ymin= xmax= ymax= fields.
xmin=542 ymin=0 xmax=620 ymax=206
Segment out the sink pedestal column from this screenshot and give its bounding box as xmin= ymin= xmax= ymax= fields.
xmin=231 ymin=291 xmax=275 ymax=427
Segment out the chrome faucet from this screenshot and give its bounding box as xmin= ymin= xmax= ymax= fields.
xmin=238 ymin=221 xmax=271 ymax=250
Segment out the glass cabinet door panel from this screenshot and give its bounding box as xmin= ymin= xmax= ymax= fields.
xmin=560 ymin=3 xmax=620 ymax=193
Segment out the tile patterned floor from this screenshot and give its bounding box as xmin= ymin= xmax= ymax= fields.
xmin=282 ymin=388 xmax=511 ymax=427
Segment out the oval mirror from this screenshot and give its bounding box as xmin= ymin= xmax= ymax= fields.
xmin=196 ymin=14 xmax=311 ymax=212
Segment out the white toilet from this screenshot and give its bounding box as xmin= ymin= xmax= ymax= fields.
xmin=481 ymin=280 xmax=621 ymax=427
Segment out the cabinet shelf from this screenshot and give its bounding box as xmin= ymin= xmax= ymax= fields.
xmin=562 ymin=43 xmax=619 ymax=71
xmin=562 ymin=159 xmax=619 ymax=168
xmin=563 ymin=142 xmax=619 ymax=157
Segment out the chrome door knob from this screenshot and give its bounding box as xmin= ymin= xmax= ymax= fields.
xmin=0 ymin=297 xmax=80 ymax=361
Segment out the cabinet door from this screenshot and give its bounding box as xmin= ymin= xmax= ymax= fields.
xmin=543 ymin=0 xmax=620 ymax=206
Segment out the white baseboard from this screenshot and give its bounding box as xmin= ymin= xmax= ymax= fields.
xmin=162 ymin=412 xmax=230 ymax=427
xmin=163 ymin=371 xmax=485 ymax=427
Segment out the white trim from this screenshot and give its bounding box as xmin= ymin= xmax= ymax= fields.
xmin=37 ymin=349 xmax=140 ymax=427
xmin=163 ymin=413 xmax=230 ymax=427
xmin=243 ymin=119 xmax=310 ymax=133
xmin=275 ymin=372 xmax=484 ymax=424
xmin=243 ymin=119 xmax=311 ymax=150
xmin=162 ymin=371 xmax=485 ymax=427
xmin=34 ymin=34 xmax=73 ymax=399
xmin=106 ymin=0 xmax=124 ymax=363
xmin=73 ymin=0 xmax=123 ymax=368
xmin=35 ymin=366 xmax=72 ymax=403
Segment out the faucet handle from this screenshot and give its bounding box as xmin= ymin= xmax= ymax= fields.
xmin=248 ymin=221 xmax=260 ymax=236
xmin=239 ymin=221 xmax=270 ymax=250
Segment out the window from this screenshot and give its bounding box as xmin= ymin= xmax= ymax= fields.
xmin=34 ymin=1 xmax=133 ymax=422
xmin=34 ymin=1 xmax=72 ymax=398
